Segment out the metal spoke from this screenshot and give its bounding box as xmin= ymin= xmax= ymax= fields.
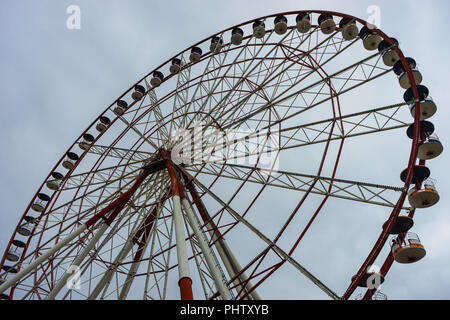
xmin=180 ymin=167 xmax=340 ymax=300
xmin=187 ymin=163 xmax=409 ymax=210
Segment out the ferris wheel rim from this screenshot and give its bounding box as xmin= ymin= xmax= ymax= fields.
xmin=0 ymin=10 xmax=428 ymax=300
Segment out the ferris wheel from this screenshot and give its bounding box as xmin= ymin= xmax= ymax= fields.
xmin=0 ymin=10 xmax=443 ymax=300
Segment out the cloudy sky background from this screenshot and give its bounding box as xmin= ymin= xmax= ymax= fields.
xmin=1 ymin=0 xmax=450 ymax=300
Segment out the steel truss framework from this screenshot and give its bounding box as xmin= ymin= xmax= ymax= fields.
xmin=0 ymin=10 xmax=428 ymax=301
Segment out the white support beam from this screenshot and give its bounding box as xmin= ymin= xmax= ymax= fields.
xmin=0 ymin=224 xmax=88 ymax=294
xmin=181 ymin=197 xmax=233 ymax=300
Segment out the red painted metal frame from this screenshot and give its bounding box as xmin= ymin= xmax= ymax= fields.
xmin=162 ymin=149 xmax=194 ymax=300
xmin=1 ymin=10 xmax=423 ymax=300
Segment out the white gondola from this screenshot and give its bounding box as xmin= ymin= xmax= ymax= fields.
xmin=400 ymin=165 xmax=430 ymax=185
xmin=391 ymin=233 xmax=426 ymax=264
xmin=6 ymin=240 xmax=26 ymax=262
xmin=406 ymin=120 xmax=435 ymax=142
xmin=296 ymin=13 xmax=311 ymax=33
xmin=359 ymin=26 xmax=382 ymax=51
xmin=189 ymin=47 xmax=202 ymax=63
xmin=405 ymin=84 xmax=437 ymax=120
xmin=210 ymin=36 xmax=223 ymax=53
xmin=46 ymin=171 xmax=64 ymax=191
xmin=406 ymin=120 xmax=441 ymax=162
xmin=417 ymin=135 xmax=443 ymax=160
xmin=0 ymin=293 xmax=9 ymax=300
xmin=131 ymin=85 xmax=146 ymax=101
xmin=383 ymin=216 xmax=414 ymax=235
xmin=408 ymin=178 xmax=440 ymax=209
xmin=150 ymin=71 xmax=164 ymax=87
xmin=96 ymin=116 xmax=111 ymax=132
xmin=274 ymin=15 xmax=288 ymax=35
xmin=351 ymin=271 xmax=385 ymax=288
xmin=399 ymin=70 xmax=422 ymax=90
xmin=6 ymin=251 xmax=20 ymax=262
xmin=253 ymin=21 xmax=266 ymax=39
xmin=79 ymin=133 xmax=94 ymax=151
xmin=409 ymin=96 xmax=437 ymax=120
xmin=355 ymin=291 xmax=388 ymax=300
xmin=170 ymin=58 xmax=182 ymax=74
xmin=339 ymin=18 xmax=358 ymax=41
xmin=231 ymin=28 xmax=244 ymax=45
xmin=2 ymin=266 xmax=18 ymax=273
xmin=17 ymin=217 xmax=37 ymax=236
xmin=114 ymin=100 xmax=128 ymax=116
xmin=31 ymin=193 xmax=50 ymax=212
xmin=378 ymin=38 xmax=400 ymax=67
xmin=62 ymin=152 xmax=79 ymax=170
xmin=17 ymin=224 xmax=33 ymax=236
xmin=404 ymin=84 xmax=429 ymax=105
xmin=393 ymin=58 xmax=423 ymax=89
xmin=318 ymin=14 xmax=335 ymax=35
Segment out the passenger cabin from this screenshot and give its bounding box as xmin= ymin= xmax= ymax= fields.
xmin=404 ymin=85 xmax=437 ymax=120
xmin=355 ymin=291 xmax=388 ymax=300
xmin=339 ymin=18 xmax=358 ymax=41
xmin=405 ymin=120 xmax=443 ymax=160
xmin=406 ymin=120 xmax=435 ymax=141
xmin=296 ymin=13 xmax=311 ymax=34
xmin=114 ymin=100 xmax=128 ymax=116
xmin=46 ymin=172 xmax=64 ymax=191
xmin=400 ymin=165 xmax=431 ymax=185
xmin=417 ymin=135 xmax=443 ymax=160
xmin=189 ymin=47 xmax=203 ymax=63
xmin=359 ymin=26 xmax=382 ymax=51
xmin=31 ymin=193 xmax=50 ymax=212
xmin=6 ymin=240 xmax=26 ymax=262
xmin=393 ymin=57 xmax=423 ymax=89
xmin=378 ymin=38 xmax=400 ymax=66
xmin=62 ymin=152 xmax=79 ymax=170
xmin=391 ymin=232 xmax=426 ymax=264
xmin=318 ymin=14 xmax=335 ymax=35
xmin=170 ymin=58 xmax=182 ymax=74
xmin=274 ymin=15 xmax=288 ymax=35
xmin=408 ymin=178 xmax=440 ymax=209
xmin=383 ymin=216 xmax=414 ymax=235
xmin=17 ymin=216 xmax=37 ymax=237
xmin=96 ymin=116 xmax=111 ymax=132
xmin=210 ymin=36 xmax=223 ymax=53
xmin=0 ymin=293 xmax=10 ymax=300
xmin=409 ymin=96 xmax=437 ymax=121
xmin=151 ymin=71 xmax=164 ymax=87
xmin=79 ymin=133 xmax=94 ymax=151
xmin=231 ymin=28 xmax=244 ymax=45
xmin=131 ymin=85 xmax=146 ymax=101
xmin=351 ymin=271 xmax=385 ymax=288
xmin=253 ymin=21 xmax=266 ymax=39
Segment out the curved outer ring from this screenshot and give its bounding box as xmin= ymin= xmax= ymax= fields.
xmin=0 ymin=10 xmax=423 ymax=300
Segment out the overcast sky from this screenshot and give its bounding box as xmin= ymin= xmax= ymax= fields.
xmin=1 ymin=0 xmax=449 ymax=300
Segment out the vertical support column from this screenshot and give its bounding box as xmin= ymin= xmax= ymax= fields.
xmin=164 ymin=154 xmax=193 ymax=300
xmin=181 ymin=196 xmax=233 ymax=300
xmin=183 ymin=173 xmax=260 ymax=300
